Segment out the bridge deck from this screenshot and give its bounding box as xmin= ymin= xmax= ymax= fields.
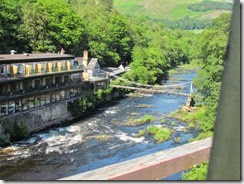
xmin=61 ymin=137 xmax=212 ymax=180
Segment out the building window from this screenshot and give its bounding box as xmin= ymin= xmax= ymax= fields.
xmin=29 ymin=97 xmax=35 ymax=109
xmin=8 ymin=101 xmax=15 ymax=115
xmin=15 ymin=100 xmax=22 ymax=113
xmin=51 ymin=92 xmax=56 ymax=103
xmin=40 ymin=95 xmax=46 ymax=106
xmin=35 ymin=96 xmax=41 ymax=108
xmin=0 ymin=65 xmax=5 ymax=74
xmin=0 ymin=103 xmax=8 ymax=116
xmin=56 ymin=91 xmax=61 ymax=102
xmin=46 ymin=94 xmax=50 ymax=104
xmin=60 ymin=90 xmax=66 ymax=100
xmin=22 ymin=98 xmax=29 ymax=111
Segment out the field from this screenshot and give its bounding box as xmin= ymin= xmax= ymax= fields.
xmin=113 ymin=0 xmax=232 ymax=20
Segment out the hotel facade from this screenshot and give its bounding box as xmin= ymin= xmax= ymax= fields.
xmin=0 ymin=52 xmax=86 ymax=117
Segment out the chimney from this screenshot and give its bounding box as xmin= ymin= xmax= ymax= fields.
xmin=83 ymin=50 xmax=89 ymax=68
xmin=60 ymin=48 xmax=65 ymax=55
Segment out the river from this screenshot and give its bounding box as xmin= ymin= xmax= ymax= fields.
xmin=0 ymin=70 xmax=197 ymax=180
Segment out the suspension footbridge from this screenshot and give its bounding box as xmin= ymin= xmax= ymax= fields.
xmin=109 ymin=75 xmax=194 ymax=97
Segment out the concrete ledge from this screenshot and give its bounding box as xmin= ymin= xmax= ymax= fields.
xmin=60 ymin=137 xmax=212 ymax=180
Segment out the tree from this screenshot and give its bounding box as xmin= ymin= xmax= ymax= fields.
xmin=194 ymin=13 xmax=231 ymax=132
xmin=22 ymin=0 xmax=86 ymax=54
xmin=73 ymin=1 xmax=133 ymax=66
xmin=0 ymin=0 xmax=29 ymax=53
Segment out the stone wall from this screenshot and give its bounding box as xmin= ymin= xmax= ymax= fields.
xmin=0 ymin=124 xmax=3 ymax=136
xmin=0 ymin=101 xmax=72 ymax=136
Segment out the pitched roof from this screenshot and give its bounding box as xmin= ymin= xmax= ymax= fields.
xmin=101 ymin=67 xmax=126 ymax=76
xmin=87 ymin=58 xmax=99 ymax=70
xmin=0 ymin=53 xmax=75 ymax=64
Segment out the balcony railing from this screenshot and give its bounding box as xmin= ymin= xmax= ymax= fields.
xmin=0 ymin=80 xmax=84 ymax=99
xmin=0 ymin=65 xmax=83 ymax=81
xmin=27 ymin=65 xmax=83 ymax=76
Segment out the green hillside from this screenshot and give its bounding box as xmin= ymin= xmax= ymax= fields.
xmin=113 ymin=0 xmax=232 ymax=21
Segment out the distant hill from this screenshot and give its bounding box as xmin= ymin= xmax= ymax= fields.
xmin=114 ymin=0 xmax=232 ymax=29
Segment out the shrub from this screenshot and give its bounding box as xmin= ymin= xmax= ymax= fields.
xmin=161 ymin=119 xmax=166 ymax=124
xmin=188 ymin=122 xmax=195 ymax=129
xmin=142 ymin=115 xmax=156 ymax=123
xmin=182 ymin=163 xmax=208 ymax=180
xmin=135 ymin=129 xmax=146 ymax=138
xmin=0 ymin=133 xmax=10 ymax=147
xmin=147 ymin=126 xmax=172 ymax=143
xmin=183 ymin=128 xmax=189 ymax=133
xmin=147 ymin=126 xmax=159 ymax=134
xmin=189 ymin=131 xmax=214 ymax=142
xmin=68 ymin=87 xmax=123 ymax=116
xmin=6 ymin=119 xmax=28 ymax=142
xmin=125 ymin=115 xmax=155 ymax=126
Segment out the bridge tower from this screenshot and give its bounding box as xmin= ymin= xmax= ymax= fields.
xmin=186 ymin=82 xmax=195 ymax=111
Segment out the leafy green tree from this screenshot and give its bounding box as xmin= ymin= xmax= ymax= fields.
xmin=122 ymin=18 xmax=191 ymax=84
xmin=22 ymin=0 xmax=86 ymax=54
xmin=0 ymin=0 xmax=29 ymax=53
xmin=73 ymin=1 xmax=133 ymax=66
xmin=194 ymin=13 xmax=231 ymax=133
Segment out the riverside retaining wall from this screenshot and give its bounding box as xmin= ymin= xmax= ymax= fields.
xmin=0 ymin=101 xmax=72 ymax=136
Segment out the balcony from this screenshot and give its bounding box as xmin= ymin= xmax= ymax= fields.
xmin=88 ymin=73 xmax=109 ymax=82
xmin=0 ymin=65 xmax=84 ymax=83
xmin=28 ymin=65 xmax=83 ymax=76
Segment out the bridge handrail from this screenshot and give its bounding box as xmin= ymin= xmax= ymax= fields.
xmin=110 ymin=85 xmax=191 ymax=97
xmin=60 ymin=137 xmax=212 ymax=180
xmin=112 ymin=75 xmax=192 ymax=89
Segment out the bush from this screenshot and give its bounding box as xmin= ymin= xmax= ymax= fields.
xmin=171 ymin=121 xmax=176 ymax=126
xmin=161 ymin=119 xmax=166 ymax=124
xmin=182 ymin=163 xmax=208 ymax=180
xmin=69 ymin=87 xmax=123 ymax=116
xmin=135 ymin=129 xmax=146 ymax=138
xmin=6 ymin=119 xmax=28 ymax=142
xmin=147 ymin=126 xmax=172 ymax=143
xmin=125 ymin=115 xmax=155 ymax=126
xmin=189 ymin=131 xmax=213 ymax=142
xmin=0 ymin=133 xmax=10 ymax=147
xmin=169 ymin=107 xmax=207 ymax=124
xmin=188 ymin=122 xmax=195 ymax=129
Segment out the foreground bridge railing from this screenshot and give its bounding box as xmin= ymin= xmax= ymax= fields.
xmin=60 ymin=137 xmax=212 ymax=180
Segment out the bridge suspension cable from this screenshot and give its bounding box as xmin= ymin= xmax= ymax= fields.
xmin=111 ymin=75 xmax=192 ymax=89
